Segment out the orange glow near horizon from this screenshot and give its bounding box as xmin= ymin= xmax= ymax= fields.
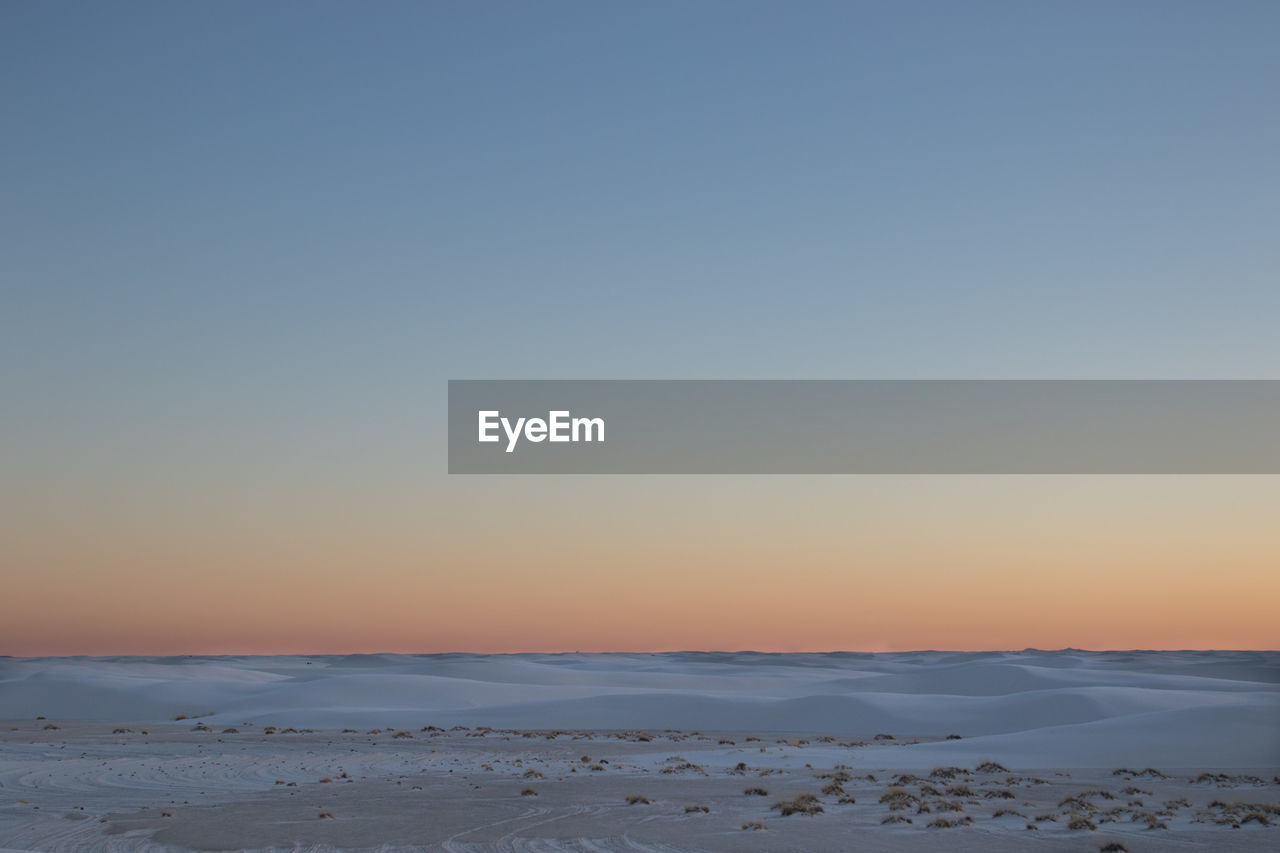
xmin=4 ymin=476 xmax=1278 ymax=656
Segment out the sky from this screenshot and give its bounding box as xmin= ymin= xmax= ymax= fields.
xmin=2 ymin=1 xmax=1278 ymax=655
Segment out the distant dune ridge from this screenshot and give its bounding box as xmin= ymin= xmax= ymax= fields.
xmin=2 ymin=649 xmax=1276 ymax=768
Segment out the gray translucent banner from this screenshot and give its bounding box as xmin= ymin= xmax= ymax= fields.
xmin=447 ymin=380 xmax=1280 ymax=474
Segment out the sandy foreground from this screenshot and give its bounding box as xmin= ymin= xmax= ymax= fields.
xmin=0 ymin=650 xmax=1276 ymax=851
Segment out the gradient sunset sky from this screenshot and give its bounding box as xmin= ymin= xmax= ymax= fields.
xmin=3 ymin=2 xmax=1278 ymax=655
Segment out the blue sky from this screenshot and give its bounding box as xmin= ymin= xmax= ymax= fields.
xmin=2 ymin=2 xmax=1279 ymax=653
xmin=5 ymin=2 xmax=1277 ymax=397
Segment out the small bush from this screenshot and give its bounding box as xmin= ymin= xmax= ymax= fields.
xmin=741 ymin=820 xmax=767 ymax=831
xmin=773 ymin=792 xmax=823 ymax=816
xmin=625 ymin=794 xmax=650 ymax=805
xmin=521 ymin=788 xmax=538 ymax=797
xmin=744 ymin=786 xmax=769 ymax=796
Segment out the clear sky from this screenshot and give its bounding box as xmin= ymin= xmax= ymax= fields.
xmin=3 ymin=1 xmax=1278 ymax=654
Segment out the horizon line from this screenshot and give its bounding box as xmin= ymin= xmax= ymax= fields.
xmin=5 ymin=646 xmax=1277 ymax=659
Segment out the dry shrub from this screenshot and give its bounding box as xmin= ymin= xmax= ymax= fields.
xmin=773 ymin=792 xmax=824 ymax=816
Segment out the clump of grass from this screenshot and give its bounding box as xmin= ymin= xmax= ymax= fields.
xmin=1068 ymin=815 xmax=1098 ymax=831
xmin=821 ymin=781 xmax=845 ymax=797
xmin=317 ymin=810 xmax=334 ymax=819
xmin=172 ymin=715 xmax=188 ymax=721
xmin=744 ymin=787 xmax=769 ymax=796
xmin=773 ymin=792 xmax=824 ymax=816
xmin=983 ymin=788 xmax=1016 ymax=799
xmin=879 ymin=787 xmax=921 ymax=810
xmin=975 ymin=761 xmax=1008 ymax=773
xmin=945 ymin=784 xmax=973 ymax=797
xmin=521 ymin=787 xmax=538 ymax=797
xmin=160 ymin=810 xmax=173 ymax=818
xmin=930 ymin=766 xmax=966 ymax=780
xmin=112 ymin=727 xmax=132 ymax=734
xmin=42 ymin=723 xmax=59 ymax=731
xmin=874 ymin=733 xmax=895 ymax=741
xmin=993 ymin=809 xmax=1025 ymax=818
xmin=393 ymin=730 xmax=413 ymax=739
xmin=660 ymin=761 xmax=706 ymax=775
xmin=837 ymin=793 xmax=856 ymax=804
xmin=881 ymin=814 xmax=912 ymax=824
xmin=221 ymin=727 xmax=239 ymax=734
xmin=741 ymin=820 xmax=767 ymax=831
xmin=684 ymin=804 xmax=710 ymax=814
xmin=946 ymin=733 xmax=963 ymax=739
xmin=927 ymin=816 xmax=973 ymax=828
xmin=1100 ymin=844 xmax=1128 ymax=852
xmin=625 ymin=794 xmax=651 ymax=805
xmin=523 ymin=769 xmax=544 ymax=779
xmin=1060 ymin=795 xmax=1098 ymax=812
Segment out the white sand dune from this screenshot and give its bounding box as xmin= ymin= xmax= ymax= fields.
xmin=1 ymin=651 xmax=1277 ymax=851
xmin=2 ymin=650 xmax=1276 ymax=768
